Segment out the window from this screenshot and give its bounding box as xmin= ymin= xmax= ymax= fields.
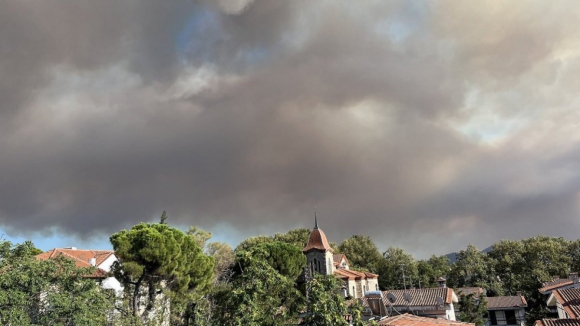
xmin=376 ymin=284 xmax=379 ymax=291
xmin=352 ymin=286 xmax=355 ymax=297
xmin=317 ymin=260 xmax=321 ymax=273
xmin=314 ymin=259 xmax=318 ymax=272
xmin=505 ymin=310 xmax=517 ymax=325
xmin=489 ymin=311 xmax=497 ymax=325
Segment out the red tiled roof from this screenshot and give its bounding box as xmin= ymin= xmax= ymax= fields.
xmin=379 ymin=288 xmax=456 ymax=307
xmin=540 ymin=278 xmax=574 ymax=293
xmin=334 ymin=266 xmax=378 ymax=282
xmin=377 ymin=313 xmax=474 ymax=326
xmin=334 ymin=268 xmax=362 ymax=280
xmin=36 ymin=248 xmax=115 ymax=278
xmin=486 ymin=296 xmax=527 ymax=309
xmin=536 ymin=319 xmax=580 ymax=326
xmin=553 ymin=289 xmax=580 ymax=318
xmin=333 ymin=253 xmax=348 ymax=266
xmin=303 ymin=228 xmax=333 ymax=253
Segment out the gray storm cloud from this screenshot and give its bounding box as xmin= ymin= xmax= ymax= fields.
xmin=0 ymin=0 xmax=579 ymax=256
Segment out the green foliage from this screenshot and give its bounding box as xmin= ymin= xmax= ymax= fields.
xmin=235 ymin=235 xmax=273 ymax=253
xmin=110 ymin=221 xmax=214 ymax=322
xmin=349 ymin=300 xmax=370 ymax=326
xmin=160 ymin=210 xmax=168 ymax=224
xmin=0 ymin=241 xmax=114 ymax=325
xmin=458 ymin=293 xmax=487 ymax=326
xmin=378 ymin=247 xmax=417 ymax=290
xmin=242 ymin=241 xmax=306 ymax=280
xmin=303 ymin=274 xmax=349 ymax=326
xmin=188 ymin=226 xmax=213 ymax=249
xmin=274 ymin=228 xmax=312 ymax=249
xmin=417 ymin=255 xmax=452 ymax=288
xmin=214 ymin=252 xmax=302 ymax=326
xmin=338 ymin=235 xmax=383 ymax=273
xmin=448 ymin=244 xmax=503 ymax=295
xmin=206 ymin=241 xmax=235 ymax=281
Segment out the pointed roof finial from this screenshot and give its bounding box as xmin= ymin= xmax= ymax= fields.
xmin=314 ymin=207 xmax=318 ymax=229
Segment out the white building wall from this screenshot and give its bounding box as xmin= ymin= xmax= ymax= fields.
xmin=557 ymin=302 xmax=569 ymax=319
xmin=98 ymin=254 xmax=118 ymax=272
xmin=366 ymin=278 xmax=379 ymax=292
xmin=347 ymin=279 xmax=357 ymax=298
xmin=447 ymin=303 xmax=456 ymax=321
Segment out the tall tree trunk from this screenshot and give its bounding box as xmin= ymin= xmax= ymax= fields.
xmin=146 ymin=277 xmax=157 ymax=313
xmin=133 ymin=273 xmax=145 ymax=317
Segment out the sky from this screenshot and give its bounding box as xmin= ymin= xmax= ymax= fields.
xmin=1 ymin=0 xmax=580 ymax=258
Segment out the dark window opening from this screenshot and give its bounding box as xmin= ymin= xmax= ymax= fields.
xmin=490 ymin=311 xmax=497 ymax=325
xmin=505 ymin=310 xmax=517 ymax=325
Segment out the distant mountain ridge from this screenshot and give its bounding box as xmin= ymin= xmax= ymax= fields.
xmin=445 ymin=246 xmax=493 ymax=263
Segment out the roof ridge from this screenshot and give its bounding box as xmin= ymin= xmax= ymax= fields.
xmin=58 ymin=250 xmax=85 ymax=262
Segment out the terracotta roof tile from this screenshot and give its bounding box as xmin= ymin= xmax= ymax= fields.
xmin=379 ymin=288 xmax=456 ymax=307
xmin=333 ymin=253 xmax=348 ymax=266
xmin=303 ymin=228 xmax=333 ymax=253
xmin=540 ymin=278 xmax=574 ymax=293
xmin=334 ymin=269 xmax=361 ymax=280
xmin=536 ymin=319 xmax=580 ymax=326
xmin=553 ymin=289 xmax=580 ymax=318
xmin=486 ymin=296 xmax=527 ymax=309
xmin=377 ymin=313 xmax=474 ymax=326
xmin=36 ymin=248 xmax=115 ymax=278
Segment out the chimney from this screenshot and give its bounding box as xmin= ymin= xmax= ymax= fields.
xmin=89 ymin=258 xmax=96 ymax=266
xmin=516 ymin=291 xmax=522 ymax=297
xmin=570 ymin=272 xmax=578 ymax=284
xmin=366 ymin=292 xmax=385 ymax=316
xmin=437 ymin=277 xmax=447 ymax=288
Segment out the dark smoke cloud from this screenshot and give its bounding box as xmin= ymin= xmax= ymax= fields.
xmin=1 ymin=0 xmax=579 ymax=257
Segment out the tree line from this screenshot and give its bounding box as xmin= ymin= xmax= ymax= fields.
xmin=0 ymin=213 xmax=578 ymax=325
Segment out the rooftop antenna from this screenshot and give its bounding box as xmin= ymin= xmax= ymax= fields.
xmin=401 ymin=265 xmax=407 ymax=291
xmin=314 ymin=206 xmax=318 ymax=229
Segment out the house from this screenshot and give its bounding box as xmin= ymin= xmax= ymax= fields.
xmin=540 ymin=273 xmax=580 ymax=296
xmin=485 ymin=295 xmax=527 ymax=326
xmin=302 ymin=217 xmax=379 ymax=299
xmin=535 ymin=320 xmax=580 ymax=326
xmin=37 ymin=247 xmax=169 ymax=325
xmin=375 ymin=313 xmax=474 ymax=326
xmin=36 ymin=247 xmax=121 ymax=292
xmin=546 ymin=288 xmax=580 ymax=319
xmin=362 ymin=286 xmax=458 ymax=321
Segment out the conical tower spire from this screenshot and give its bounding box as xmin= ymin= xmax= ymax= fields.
xmin=314 ymin=209 xmax=318 ymax=229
